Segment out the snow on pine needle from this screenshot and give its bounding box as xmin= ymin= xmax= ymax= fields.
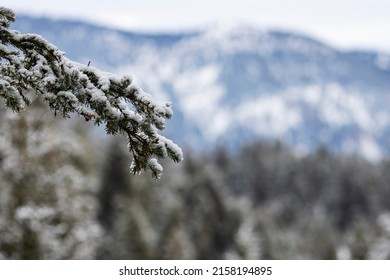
xmin=0 ymin=7 xmax=183 ymax=178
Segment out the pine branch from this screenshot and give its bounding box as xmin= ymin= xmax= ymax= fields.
xmin=0 ymin=7 xmax=183 ymax=179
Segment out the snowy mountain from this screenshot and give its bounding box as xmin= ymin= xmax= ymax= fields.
xmin=12 ymin=16 xmax=390 ymax=160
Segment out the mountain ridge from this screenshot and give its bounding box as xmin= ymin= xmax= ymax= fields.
xmin=10 ymin=15 xmax=390 ymax=160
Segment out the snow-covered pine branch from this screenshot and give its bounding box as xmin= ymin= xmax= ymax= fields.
xmin=0 ymin=7 xmax=183 ymax=179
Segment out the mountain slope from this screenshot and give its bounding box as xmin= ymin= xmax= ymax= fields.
xmin=11 ymin=16 xmax=390 ymax=160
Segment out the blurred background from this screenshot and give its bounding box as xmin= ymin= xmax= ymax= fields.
xmin=1 ymin=0 xmax=390 ymax=259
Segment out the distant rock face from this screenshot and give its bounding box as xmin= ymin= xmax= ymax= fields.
xmin=13 ymin=16 xmax=390 ymax=160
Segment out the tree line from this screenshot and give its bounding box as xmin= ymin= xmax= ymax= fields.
xmin=1 ymin=104 xmax=390 ymax=259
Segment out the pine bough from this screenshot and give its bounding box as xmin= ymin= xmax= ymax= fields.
xmin=0 ymin=7 xmax=183 ymax=178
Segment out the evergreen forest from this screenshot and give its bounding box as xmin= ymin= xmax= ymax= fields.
xmin=1 ymin=102 xmax=390 ymax=259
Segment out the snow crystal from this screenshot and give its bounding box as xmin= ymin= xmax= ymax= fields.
xmin=109 ymin=107 xmax=122 ymax=119
xmin=90 ymin=88 xmax=107 ymax=103
xmin=159 ymin=135 xmax=184 ymax=162
xmin=148 ymin=158 xmax=163 ymax=173
xmin=118 ymin=99 xmax=142 ymax=122
xmin=57 ymin=91 xmax=78 ymax=103
xmin=118 ymin=101 xmax=127 ymax=111
xmin=98 ymin=76 xmax=110 ymax=91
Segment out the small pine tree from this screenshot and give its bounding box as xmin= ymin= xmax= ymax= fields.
xmin=0 ymin=7 xmax=182 ymax=178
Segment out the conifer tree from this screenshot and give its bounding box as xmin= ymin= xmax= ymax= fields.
xmin=0 ymin=7 xmax=182 ymax=178
xmin=0 ymin=102 xmax=101 ymax=259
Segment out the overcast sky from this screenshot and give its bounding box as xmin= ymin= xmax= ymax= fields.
xmin=2 ymin=0 xmax=390 ymax=53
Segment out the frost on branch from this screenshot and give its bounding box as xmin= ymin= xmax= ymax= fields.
xmin=0 ymin=7 xmax=183 ymax=178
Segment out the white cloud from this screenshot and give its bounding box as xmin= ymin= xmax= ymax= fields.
xmin=2 ymin=0 xmax=390 ymax=52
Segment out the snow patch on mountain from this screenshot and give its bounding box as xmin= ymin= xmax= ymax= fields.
xmin=236 ymin=94 xmax=302 ymax=136
xmin=173 ymin=65 xmax=229 ymax=139
xmin=12 ymin=16 xmax=390 ymax=160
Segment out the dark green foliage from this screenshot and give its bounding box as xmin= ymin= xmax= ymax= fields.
xmin=97 ymin=139 xmax=130 ymax=231
xmin=96 ymin=141 xmax=260 ymax=259
xmin=95 ymin=139 xmax=390 ymax=259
